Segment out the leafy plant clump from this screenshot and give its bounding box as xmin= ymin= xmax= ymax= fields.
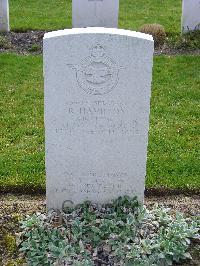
xmin=28 ymin=43 xmax=41 ymax=52
xmin=18 ymin=196 xmax=200 ymax=266
xmin=167 ymin=30 xmax=200 ymax=50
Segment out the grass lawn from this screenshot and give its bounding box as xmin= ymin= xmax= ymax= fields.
xmin=0 ymin=54 xmax=44 ymax=190
xmin=147 ymin=55 xmax=200 ymax=189
xmin=0 ymin=53 xmax=199 ymax=192
xmin=10 ymin=0 xmax=182 ymax=33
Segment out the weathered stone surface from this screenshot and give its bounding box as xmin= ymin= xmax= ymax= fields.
xmin=72 ymin=0 xmax=119 ymax=28
xmin=43 ymin=28 xmax=154 ymax=210
xmin=182 ymin=0 xmax=200 ymax=33
xmin=0 ymin=0 xmax=9 ymax=32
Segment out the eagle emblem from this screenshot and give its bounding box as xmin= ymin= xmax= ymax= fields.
xmin=69 ymin=44 xmax=119 ymax=95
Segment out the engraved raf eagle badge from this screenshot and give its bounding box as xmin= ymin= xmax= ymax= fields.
xmin=69 ymin=44 xmax=119 ymax=95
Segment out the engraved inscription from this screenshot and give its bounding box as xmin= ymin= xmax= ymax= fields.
xmin=49 ymin=172 xmax=135 ymax=196
xmin=55 ymin=100 xmax=139 ymax=137
xmin=69 ymin=44 xmax=119 ymax=95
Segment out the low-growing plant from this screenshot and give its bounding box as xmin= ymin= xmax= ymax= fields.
xmin=5 ymin=258 xmax=25 ymax=266
xmin=4 ymin=234 xmax=16 ymax=255
xmin=167 ymin=30 xmax=200 ymax=50
xmin=18 ymin=196 xmax=200 ymax=266
xmin=28 ymin=43 xmax=40 ymax=52
xmin=0 ymin=35 xmax=11 ymax=49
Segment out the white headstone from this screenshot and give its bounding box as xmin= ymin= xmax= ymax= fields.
xmin=72 ymin=0 xmax=119 ymax=28
xmin=44 ymin=28 xmax=154 ymax=210
xmin=0 ymin=0 xmax=9 ymax=32
xmin=182 ymin=0 xmax=200 ymax=33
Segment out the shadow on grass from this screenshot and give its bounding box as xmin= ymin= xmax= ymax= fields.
xmin=0 ymin=185 xmax=200 ymax=197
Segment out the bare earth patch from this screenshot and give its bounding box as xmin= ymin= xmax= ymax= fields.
xmin=0 ymin=194 xmax=200 ymax=265
xmin=0 ymin=31 xmax=200 ymax=56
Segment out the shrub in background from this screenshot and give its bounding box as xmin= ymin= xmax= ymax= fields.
xmin=139 ymin=23 xmax=166 ymax=47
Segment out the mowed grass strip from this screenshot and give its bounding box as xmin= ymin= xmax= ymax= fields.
xmin=10 ymin=0 xmax=71 ymax=32
xmin=0 ymin=54 xmax=44 ymax=190
xmin=10 ymin=0 xmax=181 ymax=33
xmin=0 ymin=54 xmax=199 ymax=191
xmin=147 ymin=55 xmax=200 ymax=189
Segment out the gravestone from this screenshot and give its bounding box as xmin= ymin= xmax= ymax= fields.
xmin=0 ymin=0 xmax=9 ymax=32
xmin=44 ymin=28 xmax=154 ymax=210
xmin=72 ymin=0 xmax=119 ymax=28
xmin=182 ymin=0 xmax=200 ymax=33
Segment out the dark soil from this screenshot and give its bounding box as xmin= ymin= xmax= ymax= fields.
xmin=0 ymin=184 xmax=200 ymax=198
xmin=0 ymin=31 xmax=200 ymax=56
xmin=0 ymin=194 xmax=200 ymax=265
xmin=0 ymin=31 xmax=45 ymax=55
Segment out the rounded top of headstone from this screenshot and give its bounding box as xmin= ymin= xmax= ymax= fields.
xmin=44 ymin=27 xmax=154 ymax=42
